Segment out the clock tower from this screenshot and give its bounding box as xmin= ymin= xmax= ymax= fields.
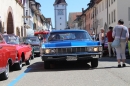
xmin=53 ymin=0 xmax=67 ymax=30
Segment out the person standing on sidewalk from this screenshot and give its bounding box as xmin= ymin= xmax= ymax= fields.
xmin=107 ymin=26 xmax=116 ymax=57
xmin=99 ymin=29 xmax=105 ymax=50
xmin=128 ymin=28 xmax=130 ymax=55
xmin=112 ymin=19 xmax=129 ymax=68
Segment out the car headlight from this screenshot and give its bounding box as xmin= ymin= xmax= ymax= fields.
xmin=45 ymin=49 xmax=51 ymax=54
xmin=94 ymin=47 xmax=98 ymax=51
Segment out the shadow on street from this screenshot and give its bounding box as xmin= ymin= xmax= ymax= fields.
xmin=21 ymin=57 xmax=130 ymax=73
xmin=25 ymin=61 xmax=92 ymax=73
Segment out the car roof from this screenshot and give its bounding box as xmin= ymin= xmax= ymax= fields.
xmin=3 ymin=34 xmax=18 ymax=37
xmin=51 ymin=29 xmax=87 ymax=33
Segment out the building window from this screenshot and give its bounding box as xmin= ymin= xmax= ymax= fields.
xmin=96 ymin=7 xmax=98 ymax=14
xmin=109 ymin=14 xmax=110 ymax=24
xmin=60 ymin=23 xmax=62 ymax=25
xmin=102 ymin=1 xmax=104 ymax=11
xmin=111 ymin=0 xmax=113 ymax=4
xmin=60 ymin=17 xmax=61 ymax=19
xmin=114 ymin=10 xmax=116 ymax=22
xmin=128 ymin=7 xmax=130 ymax=21
xmin=21 ymin=27 xmax=23 ymax=37
xmin=58 ymin=9 xmax=64 ymax=15
xmin=109 ymin=0 xmax=110 ymax=7
xmin=99 ymin=4 xmax=101 ymax=12
xmin=112 ymin=11 xmax=113 ymax=23
xmin=26 ymin=10 xmax=28 ymax=20
xmin=105 ymin=0 xmax=107 ymax=9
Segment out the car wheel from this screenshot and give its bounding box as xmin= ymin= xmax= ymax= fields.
xmin=91 ymin=58 xmax=98 ymax=68
xmin=15 ymin=58 xmax=22 ymax=70
xmin=0 ymin=63 xmax=9 ymax=80
xmin=44 ymin=61 xmax=50 ymax=69
xmin=26 ymin=58 xmax=30 ymax=65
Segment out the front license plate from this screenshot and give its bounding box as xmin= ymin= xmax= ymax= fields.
xmin=66 ymin=56 xmax=77 ymax=61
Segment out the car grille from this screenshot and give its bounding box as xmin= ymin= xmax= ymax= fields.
xmin=33 ymin=46 xmax=40 ymax=51
xmin=55 ymin=47 xmax=87 ymax=54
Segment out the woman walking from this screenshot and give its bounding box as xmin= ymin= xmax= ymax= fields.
xmin=112 ymin=19 xmax=129 ymax=67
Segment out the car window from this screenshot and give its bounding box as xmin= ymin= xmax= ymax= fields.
xmin=48 ymin=31 xmax=92 ymax=41
xmin=3 ymin=35 xmax=19 ymax=44
xmin=25 ymin=37 xmax=40 ymax=43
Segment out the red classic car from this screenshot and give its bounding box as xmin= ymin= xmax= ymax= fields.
xmin=3 ymin=34 xmax=32 ymax=70
xmin=0 ymin=34 xmax=17 ymax=80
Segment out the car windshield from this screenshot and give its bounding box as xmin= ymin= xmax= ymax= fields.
xmin=25 ymin=37 xmax=40 ymax=43
xmin=48 ymin=31 xmax=92 ymax=41
xmin=3 ymin=35 xmax=19 ymax=44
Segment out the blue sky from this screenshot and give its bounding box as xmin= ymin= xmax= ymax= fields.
xmin=36 ymin=0 xmax=90 ymax=28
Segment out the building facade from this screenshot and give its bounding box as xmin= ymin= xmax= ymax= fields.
xmin=68 ymin=12 xmax=82 ymax=29
xmin=0 ymin=0 xmax=24 ymax=36
xmin=94 ymin=0 xmax=130 ymax=34
xmin=53 ymin=0 xmax=67 ymax=30
xmin=73 ymin=0 xmax=130 ymax=35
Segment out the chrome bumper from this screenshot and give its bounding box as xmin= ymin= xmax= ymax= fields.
xmin=41 ymin=52 xmax=102 ymax=61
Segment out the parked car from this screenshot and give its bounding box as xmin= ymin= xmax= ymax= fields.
xmin=3 ymin=34 xmax=32 ymax=70
xmin=40 ymin=30 xmax=102 ymax=69
xmin=0 ymin=33 xmax=17 ymax=80
xmin=23 ymin=36 xmax=40 ymax=57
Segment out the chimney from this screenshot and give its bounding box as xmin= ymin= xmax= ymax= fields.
xmin=82 ymin=8 xmax=84 ymax=13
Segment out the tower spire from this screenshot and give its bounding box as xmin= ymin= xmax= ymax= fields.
xmin=54 ymin=0 xmax=67 ymax=5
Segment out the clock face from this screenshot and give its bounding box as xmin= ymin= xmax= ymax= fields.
xmin=58 ymin=10 xmax=64 ymax=15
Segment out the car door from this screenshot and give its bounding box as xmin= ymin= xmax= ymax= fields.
xmin=0 ymin=34 xmax=6 ymax=70
xmin=0 ymin=45 xmax=3 ymax=69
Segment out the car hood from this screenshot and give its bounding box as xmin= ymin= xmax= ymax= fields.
xmin=13 ymin=44 xmax=30 ymax=50
xmin=30 ymin=42 xmax=40 ymax=46
xmin=42 ymin=40 xmax=100 ymax=48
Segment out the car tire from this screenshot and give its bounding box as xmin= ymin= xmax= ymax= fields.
xmin=91 ymin=58 xmax=98 ymax=68
xmin=44 ymin=61 xmax=50 ymax=69
xmin=26 ymin=58 xmax=30 ymax=65
xmin=15 ymin=58 xmax=22 ymax=70
xmin=0 ymin=63 xmax=9 ymax=80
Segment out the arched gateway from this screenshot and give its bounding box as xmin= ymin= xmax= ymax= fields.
xmin=7 ymin=12 xmax=14 ymax=34
xmin=7 ymin=6 xmax=14 ymax=34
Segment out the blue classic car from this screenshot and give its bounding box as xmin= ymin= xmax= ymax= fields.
xmin=40 ymin=30 xmax=103 ymax=69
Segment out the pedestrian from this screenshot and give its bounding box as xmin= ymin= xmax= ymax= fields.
xmin=107 ymin=26 xmax=116 ymax=57
xmin=99 ymin=29 xmax=105 ymax=50
xmin=128 ymin=28 xmax=130 ymax=55
xmin=3 ymin=31 xmax=7 ymax=35
xmin=112 ymin=19 xmax=129 ymax=67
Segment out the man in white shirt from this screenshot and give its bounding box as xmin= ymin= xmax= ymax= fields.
xmin=99 ymin=29 xmax=105 ymax=50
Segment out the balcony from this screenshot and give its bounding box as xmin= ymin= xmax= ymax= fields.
xmin=95 ymin=0 xmax=102 ymax=4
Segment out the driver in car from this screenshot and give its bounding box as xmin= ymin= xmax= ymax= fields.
xmin=75 ymin=33 xmax=85 ymax=39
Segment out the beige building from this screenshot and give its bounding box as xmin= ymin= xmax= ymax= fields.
xmin=95 ymin=0 xmax=130 ymax=34
xmin=0 ymin=0 xmax=24 ymax=37
xmin=68 ymin=12 xmax=82 ymax=28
